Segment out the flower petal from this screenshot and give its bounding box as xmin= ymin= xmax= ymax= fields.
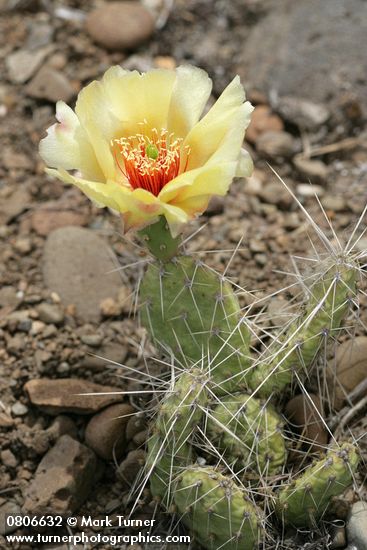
xmin=183 ymin=76 xmax=253 ymax=171
xmin=167 ymin=65 xmax=212 ymax=138
xmin=39 ymin=101 xmax=105 ymax=182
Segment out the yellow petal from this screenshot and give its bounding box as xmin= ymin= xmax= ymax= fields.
xmin=183 ymin=76 xmax=253 ymax=171
xmin=167 ymin=65 xmax=212 ymax=138
xmin=39 ymin=101 xmax=104 ymax=182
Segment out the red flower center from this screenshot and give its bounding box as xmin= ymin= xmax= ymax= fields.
xmin=112 ymin=128 xmax=190 ymax=196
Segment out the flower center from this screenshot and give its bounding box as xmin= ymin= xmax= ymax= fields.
xmin=112 ymin=128 xmax=189 ymax=196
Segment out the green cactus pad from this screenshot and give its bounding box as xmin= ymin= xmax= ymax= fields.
xmin=156 ymin=368 xmax=209 ymax=446
xmin=276 ymin=442 xmax=359 ymax=527
xmin=250 ymin=260 xmax=357 ymax=396
xmin=207 ymin=395 xmax=287 ymax=476
xmin=174 ymin=466 xmax=262 ymax=550
xmin=140 ymin=256 xmax=251 ymax=394
xmin=146 ymin=432 xmax=192 ymax=503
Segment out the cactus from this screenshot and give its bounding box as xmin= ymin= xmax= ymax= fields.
xmin=139 ymin=221 xmax=360 ymax=546
xmin=206 ymin=395 xmax=287 ymax=477
xmin=174 ymin=466 xmax=263 ymax=550
xmin=276 ymin=443 xmax=359 ymax=527
xmin=249 ymin=258 xmax=357 ymax=397
xmin=140 ymin=254 xmax=251 ymax=394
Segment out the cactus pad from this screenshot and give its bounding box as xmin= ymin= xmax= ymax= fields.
xmin=174 ymin=466 xmax=262 ymax=550
xmin=276 ymin=442 xmax=359 ymax=526
xmin=207 ymin=395 xmax=287 ymax=476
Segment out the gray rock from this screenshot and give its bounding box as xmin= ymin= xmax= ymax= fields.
xmin=81 ymin=341 xmax=128 ymax=370
xmin=6 ymin=46 xmax=52 ymax=84
xmin=26 ymin=66 xmax=74 ymax=103
xmin=347 ymin=501 xmax=367 ymax=550
xmin=256 ymin=131 xmax=295 ymax=158
xmin=238 ymin=0 xmax=367 ymax=112
xmin=26 ymin=22 xmax=53 ymax=50
xmin=42 ymin=227 xmax=124 ymax=323
xmin=276 ymin=96 xmax=330 ymax=131
xmin=0 ymin=501 xmax=22 ymax=535
xmin=117 ymin=449 xmax=146 ymax=486
xmin=23 ymin=435 xmax=99 ymax=514
xmin=293 ymin=157 xmax=329 ymax=183
xmin=0 ymin=187 xmax=31 ymax=225
xmin=37 ymin=303 xmax=64 ymax=325
xmin=11 ymin=402 xmax=28 ymax=416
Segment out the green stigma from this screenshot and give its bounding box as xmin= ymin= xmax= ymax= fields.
xmin=146 ymin=143 xmax=159 ymax=160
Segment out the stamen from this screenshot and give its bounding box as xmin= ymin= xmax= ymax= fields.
xmin=112 ymin=128 xmax=190 ymax=196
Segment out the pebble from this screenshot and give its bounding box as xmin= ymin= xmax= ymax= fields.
xmin=256 ymin=130 xmax=295 ymax=158
xmin=322 ymin=195 xmax=347 ymax=212
xmin=6 ymin=46 xmax=52 ymax=84
xmin=0 ymin=187 xmax=31 ymax=225
xmin=296 ymin=183 xmax=324 ymax=197
xmin=26 ymin=67 xmax=75 ymax=103
xmin=24 ymin=378 xmax=123 ymax=415
xmin=346 ymin=501 xmax=367 ymax=550
xmin=11 ymin=401 xmax=28 ymax=416
xmin=285 ymin=393 xmax=328 ymax=451
xmin=80 ymin=333 xmax=104 ymax=347
xmin=43 ymin=227 xmax=125 ymax=323
xmin=86 ymin=2 xmax=155 ymax=51
xmin=1 ymin=448 xmax=18 ymax=468
xmin=81 ymin=341 xmax=128 ymax=370
xmin=0 ymin=501 xmax=22 ymax=535
xmin=260 ymin=182 xmax=293 ymax=208
xmin=276 ymin=96 xmax=330 ymax=130
xmin=37 ymin=303 xmax=64 ymax=325
xmin=293 ymin=156 xmax=329 ymax=183
xmin=48 ymin=415 xmax=78 ymax=441
xmin=23 ymin=435 xmax=99 ymax=514
xmin=31 ymin=206 xmax=88 ymax=236
xmin=246 ymin=105 xmax=284 ymax=144
xmin=267 ymin=297 xmax=289 ymax=327
xmin=327 ymin=336 xmax=367 ymax=410
xmin=117 ymin=449 xmax=146 ymax=486
xmin=85 ymin=402 xmax=135 ymax=460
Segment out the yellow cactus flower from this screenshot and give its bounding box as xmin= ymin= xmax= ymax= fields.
xmin=39 ymin=65 xmax=253 ymax=236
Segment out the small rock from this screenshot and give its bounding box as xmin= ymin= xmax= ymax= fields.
xmin=23 ymin=435 xmax=99 ymax=514
xmin=285 ymin=393 xmax=328 ymax=451
xmin=86 ymin=2 xmax=155 ymax=51
xmin=293 ymin=156 xmax=329 ymax=183
xmin=0 ymin=187 xmax=31 ymax=225
xmin=24 ymin=378 xmax=123 ymax=415
xmin=11 ymin=402 xmax=28 ymax=416
xmin=260 ymin=182 xmax=293 ymax=208
xmin=37 ymin=303 xmax=64 ymax=325
xmin=26 ymin=22 xmax=53 ymax=50
xmin=276 ymin=96 xmax=330 ymax=130
xmin=6 ymin=46 xmax=52 ymax=84
xmin=0 ymin=501 xmax=22 ymax=535
xmin=26 ymin=67 xmax=74 ymax=103
xmin=267 ymin=297 xmax=290 ymax=327
xmin=256 ymin=130 xmax=295 ymax=158
xmin=125 ymin=414 xmax=146 ymax=441
xmin=100 ymin=297 xmax=121 ymax=317
xmin=85 ymin=402 xmax=135 ymax=460
xmin=322 ymin=195 xmax=347 ymax=212
xmin=327 ymin=337 xmax=367 ymax=410
xmin=330 ymin=523 xmax=347 ymax=549
xmin=296 ymin=183 xmax=324 ymax=197
xmin=14 ymin=237 xmax=32 ymax=254
xmin=31 ymin=206 xmax=88 ymax=236
xmin=1 ymin=449 xmax=18 ymax=468
xmin=81 ymin=341 xmax=128 ymax=370
xmin=246 ymin=105 xmax=284 ymax=144
xmin=0 ymin=286 xmax=19 ymax=308
xmin=205 ymin=196 xmax=224 ymax=216
xmin=117 ymin=449 xmax=146 ymax=486
xmin=0 ymin=412 xmax=14 ymax=428
xmin=43 ymin=227 xmax=124 ymax=323
xmin=81 ymin=333 xmax=104 ymax=347
xmin=48 ymin=415 xmax=78 ymax=441
xmin=347 ymin=501 xmax=367 ymax=550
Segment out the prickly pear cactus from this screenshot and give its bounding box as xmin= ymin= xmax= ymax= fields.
xmin=174 ymin=466 xmax=263 ymax=550
xmin=140 ymin=256 xmax=251 ymax=394
xmin=276 ymin=443 xmax=359 ymax=526
xmin=207 ymin=395 xmax=287 ymax=476
xmin=139 ymin=219 xmax=360 ymax=548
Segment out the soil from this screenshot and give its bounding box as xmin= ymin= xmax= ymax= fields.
xmin=1 ymin=1 xmax=367 ymax=549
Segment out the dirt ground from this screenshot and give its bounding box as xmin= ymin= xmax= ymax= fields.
xmin=1 ymin=1 xmax=367 ymax=549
